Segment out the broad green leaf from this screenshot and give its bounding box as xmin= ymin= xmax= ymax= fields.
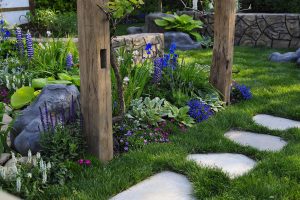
xmin=11 ymin=87 xmax=35 ymax=109
xmin=32 ymin=78 xmax=48 ymax=89
xmin=155 ymin=19 xmax=169 ymax=27
xmin=48 ymin=80 xmax=73 ymax=85
xmin=58 ymin=73 xmax=72 ymax=81
xmin=71 ymin=76 xmax=80 ymax=86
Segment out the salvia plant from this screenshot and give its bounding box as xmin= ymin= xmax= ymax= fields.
xmin=231 ymin=82 xmax=253 ymax=103
xmin=25 ymin=31 xmax=34 ymax=59
xmin=187 ymin=99 xmax=214 ymax=123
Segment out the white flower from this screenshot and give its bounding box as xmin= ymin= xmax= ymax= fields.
xmin=27 ymin=173 xmax=32 ymax=179
xmin=47 ymin=162 xmax=52 ymax=170
xmin=38 ymin=42 xmax=45 ymax=49
xmin=0 ymin=167 xmax=6 ymax=180
xmin=46 ymin=31 xmax=52 ymax=37
xmin=132 ymin=50 xmax=139 ymax=56
xmin=123 ymin=77 xmax=130 ymax=84
xmin=36 ymin=152 xmax=41 ymax=160
xmin=117 ymin=56 xmax=124 ymax=63
xmin=32 ymin=157 xmax=37 ymax=167
xmin=42 ymin=170 xmax=47 ymax=184
xmin=192 ymin=0 xmax=198 ymax=10
xmin=16 ymin=177 xmax=21 ymax=193
xmin=27 ymin=150 xmax=32 ymax=163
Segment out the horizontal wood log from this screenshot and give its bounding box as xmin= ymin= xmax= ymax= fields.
xmin=0 ymin=7 xmax=30 ymax=12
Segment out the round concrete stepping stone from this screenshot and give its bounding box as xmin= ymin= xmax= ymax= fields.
xmin=253 ymin=114 xmax=300 ymax=131
xmin=110 ymin=171 xmax=195 ymax=200
xmin=187 ymin=153 xmax=256 ymax=179
xmin=225 ymin=130 xmax=287 ymax=152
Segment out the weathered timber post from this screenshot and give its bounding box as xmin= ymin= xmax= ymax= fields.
xmin=210 ymin=0 xmax=236 ymax=104
xmin=77 ymin=0 xmax=113 ymax=162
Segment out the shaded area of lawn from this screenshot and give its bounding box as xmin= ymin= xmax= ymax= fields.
xmin=42 ymin=46 xmax=300 ymax=200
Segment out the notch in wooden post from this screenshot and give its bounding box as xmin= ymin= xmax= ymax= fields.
xmin=100 ymin=49 xmax=107 ymax=69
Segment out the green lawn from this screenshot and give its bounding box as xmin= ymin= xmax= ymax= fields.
xmin=43 ymin=46 xmax=300 ymax=200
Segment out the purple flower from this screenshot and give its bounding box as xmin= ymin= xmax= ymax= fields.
xmin=84 ymin=160 xmax=91 ymax=166
xmin=0 ymin=20 xmax=4 ymax=25
xmin=169 ymin=43 xmax=177 ymax=54
xmin=66 ymin=53 xmax=74 ymax=70
xmin=77 ymin=159 xmax=84 ymax=165
xmin=187 ymin=99 xmax=214 ymax=123
xmin=15 ymin=28 xmax=24 ymax=55
xmin=231 ymin=82 xmax=252 ymax=102
xmin=152 ymin=57 xmax=163 ymax=83
xmin=145 ymin=43 xmax=152 ymax=55
xmin=124 ymin=146 xmax=129 ymax=151
xmin=26 ymin=31 xmax=34 ymax=59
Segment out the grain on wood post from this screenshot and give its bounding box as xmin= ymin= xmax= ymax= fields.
xmin=209 ymin=0 xmax=236 ymax=104
xmin=77 ymin=0 xmax=113 ymax=162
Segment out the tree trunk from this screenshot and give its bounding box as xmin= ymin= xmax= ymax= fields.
xmin=209 ymin=0 xmax=236 ymax=104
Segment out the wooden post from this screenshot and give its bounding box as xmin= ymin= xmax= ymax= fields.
xmin=210 ymin=0 xmax=236 ymax=104
xmin=77 ymin=0 xmax=113 ymax=162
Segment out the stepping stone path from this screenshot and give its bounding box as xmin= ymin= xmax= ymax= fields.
xmin=187 ymin=153 xmax=256 ymax=179
xmin=225 ymin=130 xmax=287 ymax=152
xmin=110 ymin=171 xmax=195 ymax=200
xmin=253 ymin=114 xmax=300 ymax=130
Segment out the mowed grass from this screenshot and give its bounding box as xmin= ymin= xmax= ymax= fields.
xmin=42 ymin=46 xmax=300 ymax=200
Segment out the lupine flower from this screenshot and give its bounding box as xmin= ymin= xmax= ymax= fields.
xmin=66 ymin=53 xmax=74 ymax=70
xmin=169 ymin=43 xmax=177 ymax=55
xmin=145 ymin=43 xmax=152 ymax=55
xmin=26 ymin=31 xmax=34 ymax=59
xmin=152 ymin=57 xmax=163 ymax=83
xmin=27 ymin=150 xmax=32 ymax=164
xmin=42 ymin=170 xmax=47 ymax=184
xmin=36 ymin=152 xmax=41 ymax=160
xmin=15 ymin=28 xmax=24 ymax=55
xmin=187 ymin=99 xmax=214 ymax=123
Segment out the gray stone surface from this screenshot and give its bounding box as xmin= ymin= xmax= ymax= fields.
xmin=187 ymin=153 xmax=257 ymax=179
xmin=145 ymin=13 xmax=174 ymax=33
xmin=0 ymin=153 xmax=11 ymax=165
xmin=164 ymin=32 xmax=202 ymax=51
xmin=225 ymin=130 xmax=287 ymax=152
xmin=0 ymin=191 xmax=20 ymax=200
xmin=1 ymin=113 xmax=12 ymax=131
xmin=110 ymin=171 xmax=195 ymax=200
xmin=127 ymin=26 xmax=144 ymax=34
xmin=269 ymin=52 xmax=298 ymax=62
xmin=204 ymin=13 xmax=300 ymax=48
xmin=112 ymin=33 xmax=164 ymax=61
xmin=11 ymin=84 xmax=80 ymax=155
xmin=253 ymin=114 xmax=300 ymax=131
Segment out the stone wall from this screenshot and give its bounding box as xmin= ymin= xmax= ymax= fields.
xmin=204 ymin=13 xmax=300 ymax=48
xmin=112 ymin=33 xmax=164 ymax=58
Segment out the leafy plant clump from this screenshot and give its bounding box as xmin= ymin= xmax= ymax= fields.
xmin=155 ymin=14 xmax=203 ymax=41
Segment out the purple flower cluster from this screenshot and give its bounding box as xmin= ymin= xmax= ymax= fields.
xmin=231 ymin=82 xmax=252 ymax=103
xmin=0 ymin=86 xmax=9 ymax=103
xmin=145 ymin=43 xmax=152 ymax=55
xmin=0 ymin=19 xmax=10 ymax=41
xmin=26 ymin=31 xmax=34 ymax=59
xmin=39 ymin=96 xmax=79 ymax=133
xmin=66 ymin=53 xmax=74 ymax=70
xmin=187 ymin=99 xmax=214 ymax=123
xmin=151 ymin=42 xmax=178 ymax=83
xmin=15 ymin=28 xmax=24 ymax=55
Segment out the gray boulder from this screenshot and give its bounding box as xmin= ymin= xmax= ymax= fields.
xmin=145 ymin=13 xmax=174 ymax=33
xmin=127 ymin=26 xmax=144 ymax=34
xmin=164 ymin=32 xmax=202 ymax=51
xmin=296 ymin=48 xmax=300 ymax=58
xmin=11 ymin=84 xmax=80 ymax=155
xmin=269 ymin=52 xmax=298 ymax=62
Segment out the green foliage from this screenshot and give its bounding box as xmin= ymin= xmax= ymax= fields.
xmin=27 ymin=10 xmax=77 ymax=37
xmin=155 ymin=14 xmax=203 ymax=41
xmin=10 ymin=87 xmax=35 ymax=109
xmin=34 ymin=0 xmax=77 ymax=12
xmin=107 ymin=0 xmax=145 ymax=19
xmin=126 ymin=97 xmax=194 ymax=127
xmin=0 ymin=103 xmax=4 ymax=154
xmin=0 ymin=40 xmax=18 ymax=59
xmin=163 ymin=101 xmax=194 ymax=127
xmin=30 ymin=38 xmax=78 ymax=77
xmin=40 ymin=121 xmax=85 ymax=184
xmin=241 ymin=0 xmax=300 ymax=13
